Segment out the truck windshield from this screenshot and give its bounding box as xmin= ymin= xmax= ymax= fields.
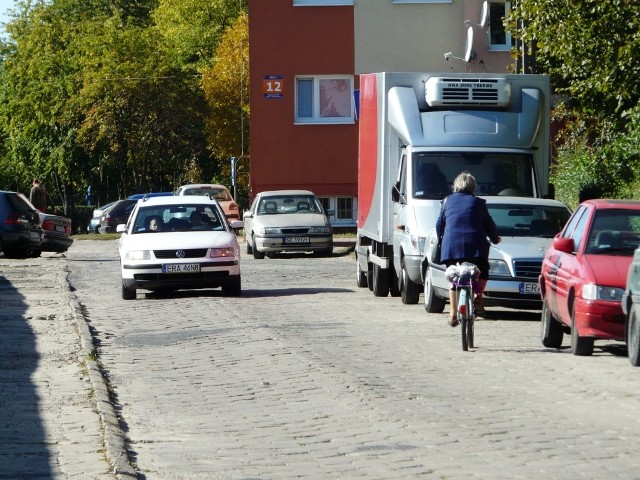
xmin=412 ymin=152 xmax=535 ymax=199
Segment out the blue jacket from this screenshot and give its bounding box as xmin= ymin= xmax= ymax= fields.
xmin=435 ymin=192 xmax=499 ymax=262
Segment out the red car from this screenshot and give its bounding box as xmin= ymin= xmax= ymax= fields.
xmin=539 ymin=199 xmax=640 ymax=356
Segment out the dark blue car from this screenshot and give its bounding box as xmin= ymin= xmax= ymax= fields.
xmin=0 ymin=191 xmax=43 ymax=258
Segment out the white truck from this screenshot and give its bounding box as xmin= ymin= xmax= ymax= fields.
xmin=355 ymin=72 xmax=551 ymax=303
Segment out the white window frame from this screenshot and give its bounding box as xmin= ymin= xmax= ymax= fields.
xmin=488 ymin=1 xmax=512 ymax=51
xmin=295 ymin=75 xmax=355 ymax=125
xmin=319 ymin=196 xmax=357 ymax=225
xmin=293 ymin=0 xmax=354 ymax=5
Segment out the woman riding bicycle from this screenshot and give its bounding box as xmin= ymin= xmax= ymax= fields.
xmin=436 ymin=172 xmax=501 ymax=326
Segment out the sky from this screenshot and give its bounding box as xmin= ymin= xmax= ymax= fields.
xmin=0 ymin=0 xmax=15 ymax=36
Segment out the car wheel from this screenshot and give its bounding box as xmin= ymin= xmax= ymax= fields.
xmin=222 ymin=276 xmax=242 ymax=296
xmin=571 ymin=305 xmax=594 ymax=356
xmin=400 ymin=258 xmax=420 ymax=304
xmin=252 ymin=235 xmax=265 ymax=259
xmin=246 ymin=235 xmax=253 ymax=254
xmin=541 ymin=297 xmax=563 ymax=348
xmin=628 ymin=303 xmax=640 ymax=366
xmin=356 ymin=255 xmax=368 ymax=288
xmin=372 ymin=263 xmax=389 ymax=297
xmin=424 ymin=265 xmax=445 ymax=313
xmin=121 ymin=282 xmax=136 ymax=300
xmin=29 ymin=249 xmax=42 ymax=258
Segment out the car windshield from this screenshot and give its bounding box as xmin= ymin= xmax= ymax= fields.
xmin=257 ymin=195 xmax=321 ymax=215
xmin=183 ymin=187 xmax=232 ymax=201
xmin=132 ymin=204 xmax=226 ymax=233
xmin=585 ymin=209 xmax=640 ymax=254
xmin=487 ymin=204 xmax=571 ymax=238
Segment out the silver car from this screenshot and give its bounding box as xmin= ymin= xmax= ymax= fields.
xmin=243 ymin=190 xmax=333 ymax=259
xmin=422 ymin=196 xmax=572 ymax=313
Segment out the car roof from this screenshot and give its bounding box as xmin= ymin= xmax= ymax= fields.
xmin=478 ymin=196 xmax=570 ymax=208
xmin=258 ymin=189 xmax=316 ymax=197
xmin=127 ymin=192 xmax=174 ymax=200
xmin=177 ymin=184 xmax=229 ymax=190
xmin=582 ymin=199 xmax=640 ymax=209
xmin=135 ymin=196 xmax=220 ymax=207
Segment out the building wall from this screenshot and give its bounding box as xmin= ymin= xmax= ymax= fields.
xmin=248 ymin=0 xmax=357 ymax=202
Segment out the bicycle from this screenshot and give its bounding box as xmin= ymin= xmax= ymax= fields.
xmin=447 ymin=262 xmax=480 ymax=351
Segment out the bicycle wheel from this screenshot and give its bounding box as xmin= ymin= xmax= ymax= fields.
xmin=461 ymin=315 xmax=469 ymax=351
xmin=459 ymin=288 xmax=469 ymax=351
xmin=467 ymin=288 xmax=474 ymax=349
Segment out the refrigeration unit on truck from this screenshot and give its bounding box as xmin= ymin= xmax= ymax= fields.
xmin=355 ymin=72 xmax=551 ymax=303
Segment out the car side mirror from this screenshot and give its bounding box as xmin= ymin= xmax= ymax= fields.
xmin=325 ymin=209 xmax=335 ymax=217
xmin=243 ymin=211 xmax=252 ymax=219
xmin=229 ymin=220 xmax=244 ymax=230
xmin=116 ymin=224 xmax=126 ymax=233
xmin=553 ymin=236 xmax=574 ymax=253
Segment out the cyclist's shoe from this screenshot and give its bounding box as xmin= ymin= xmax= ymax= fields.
xmin=448 ymin=316 xmax=459 ymax=327
xmin=474 ymin=300 xmax=486 ymax=318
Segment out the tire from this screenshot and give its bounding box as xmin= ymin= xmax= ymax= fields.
xmin=372 ymin=263 xmax=389 ymax=297
xmin=571 ymin=305 xmax=594 ymax=356
xmin=541 ymin=297 xmax=564 ymax=348
xmin=121 ymin=282 xmax=136 ymax=300
xmin=356 ymin=256 xmax=368 ymax=288
xmin=468 ymin=314 xmax=474 ymax=349
xmin=424 ymin=265 xmax=446 ymax=313
xmin=389 ymin=265 xmax=401 ymax=297
xmin=246 ymin=236 xmax=253 ymax=254
xmin=252 ymin=235 xmax=265 ymax=259
xmin=400 ymin=258 xmax=420 ymax=304
xmin=628 ymin=304 xmax=640 ymax=366
xmin=461 ymin=316 xmax=469 ymax=351
xmin=367 ymin=262 xmax=374 ymax=291
xmin=222 ymin=276 xmax=242 ymax=296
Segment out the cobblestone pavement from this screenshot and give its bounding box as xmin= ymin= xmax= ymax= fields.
xmin=3 ymin=239 xmax=640 ymax=479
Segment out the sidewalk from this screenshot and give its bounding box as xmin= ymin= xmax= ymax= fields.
xmin=0 ymin=255 xmax=134 ymax=479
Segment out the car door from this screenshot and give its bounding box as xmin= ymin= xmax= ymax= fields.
xmin=548 ymin=205 xmax=591 ymax=324
xmin=243 ymin=195 xmax=259 ymax=238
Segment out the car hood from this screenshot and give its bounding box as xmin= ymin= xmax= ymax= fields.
xmin=583 ymin=254 xmax=632 ymax=288
xmin=120 ymin=231 xmax=239 ymax=250
xmin=490 ymin=236 xmax=552 ymax=261
xmin=254 ymin=213 xmax=329 ymax=228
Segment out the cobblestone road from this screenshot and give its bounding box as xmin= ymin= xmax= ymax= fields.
xmin=8 ymin=238 xmax=640 ymax=479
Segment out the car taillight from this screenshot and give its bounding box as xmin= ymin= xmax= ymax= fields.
xmin=229 ymin=203 xmax=238 ymax=211
xmin=3 ymin=212 xmax=20 ymax=225
xmin=42 ymin=220 xmax=56 ymax=231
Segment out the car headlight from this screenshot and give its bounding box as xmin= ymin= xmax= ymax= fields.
xmin=410 ymin=235 xmax=426 ymax=255
xmin=124 ymin=250 xmax=152 ymax=261
xmin=309 ymin=226 xmax=331 ymax=234
xmin=582 ymin=284 xmax=624 ymax=301
xmin=488 ymin=259 xmax=511 ymax=277
xmin=261 ymin=227 xmax=279 ymax=235
xmin=210 ymin=247 xmax=238 ymax=258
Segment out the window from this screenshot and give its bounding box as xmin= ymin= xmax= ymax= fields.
xmin=489 ymin=2 xmax=511 ymax=51
xmin=295 ymin=76 xmax=354 ymax=124
xmin=391 ymin=0 xmax=451 ymax=3
xmin=294 ymin=0 xmax=353 ymax=5
xmin=318 ymin=196 xmax=356 ymax=225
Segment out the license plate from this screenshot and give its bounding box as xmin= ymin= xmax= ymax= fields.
xmin=162 ymin=263 xmax=200 ymax=273
xmin=55 ymin=225 xmax=65 ymax=232
xmin=284 ymin=236 xmax=309 ymax=244
xmin=519 ymin=282 xmax=540 ymax=294
xmin=29 ymin=231 xmax=40 ymax=240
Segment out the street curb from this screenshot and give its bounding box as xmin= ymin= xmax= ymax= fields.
xmin=60 ymin=266 xmax=137 ymax=479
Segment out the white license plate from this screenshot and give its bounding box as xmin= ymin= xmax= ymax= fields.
xmin=55 ymin=225 xmax=66 ymax=232
xmin=162 ymin=263 xmax=200 ymax=273
xmin=30 ymin=231 xmax=40 ymax=240
xmin=284 ymin=236 xmax=309 ymax=244
xmin=519 ymin=282 xmax=540 ymax=294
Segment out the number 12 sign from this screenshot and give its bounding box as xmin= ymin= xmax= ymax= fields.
xmin=263 ymin=75 xmax=284 ymax=98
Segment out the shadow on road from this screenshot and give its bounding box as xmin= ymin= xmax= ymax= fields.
xmin=0 ymin=273 xmax=51 ymax=477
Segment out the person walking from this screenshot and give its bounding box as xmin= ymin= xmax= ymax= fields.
xmin=436 ymin=171 xmax=501 ymax=326
xmin=29 ymin=178 xmax=50 ymax=212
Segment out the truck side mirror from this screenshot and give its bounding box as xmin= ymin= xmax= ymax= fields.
xmin=391 ymin=182 xmax=400 ymax=203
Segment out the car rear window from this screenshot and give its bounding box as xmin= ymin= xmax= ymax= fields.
xmin=5 ymin=193 xmax=32 ymax=213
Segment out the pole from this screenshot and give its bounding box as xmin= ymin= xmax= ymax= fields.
xmin=231 ymin=156 xmax=236 ymax=200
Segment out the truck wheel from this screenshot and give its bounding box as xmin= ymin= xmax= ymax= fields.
xmin=367 ymin=262 xmax=374 ymax=291
xmin=400 ymin=258 xmax=420 ymax=304
xmin=372 ymin=263 xmax=389 ymax=297
xmin=541 ymin=297 xmax=563 ymax=348
xmin=389 ymin=264 xmax=401 ymax=297
xmin=424 ymin=266 xmax=445 ymax=313
xmin=356 ymin=256 xmax=368 ymax=288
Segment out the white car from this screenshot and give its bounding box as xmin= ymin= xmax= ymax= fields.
xmin=243 ymin=190 xmax=333 ymax=259
xmin=117 ymin=196 xmax=243 ymax=300
xmin=175 ymin=183 xmax=239 ymax=220
xmin=422 ymin=196 xmax=572 ymax=313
